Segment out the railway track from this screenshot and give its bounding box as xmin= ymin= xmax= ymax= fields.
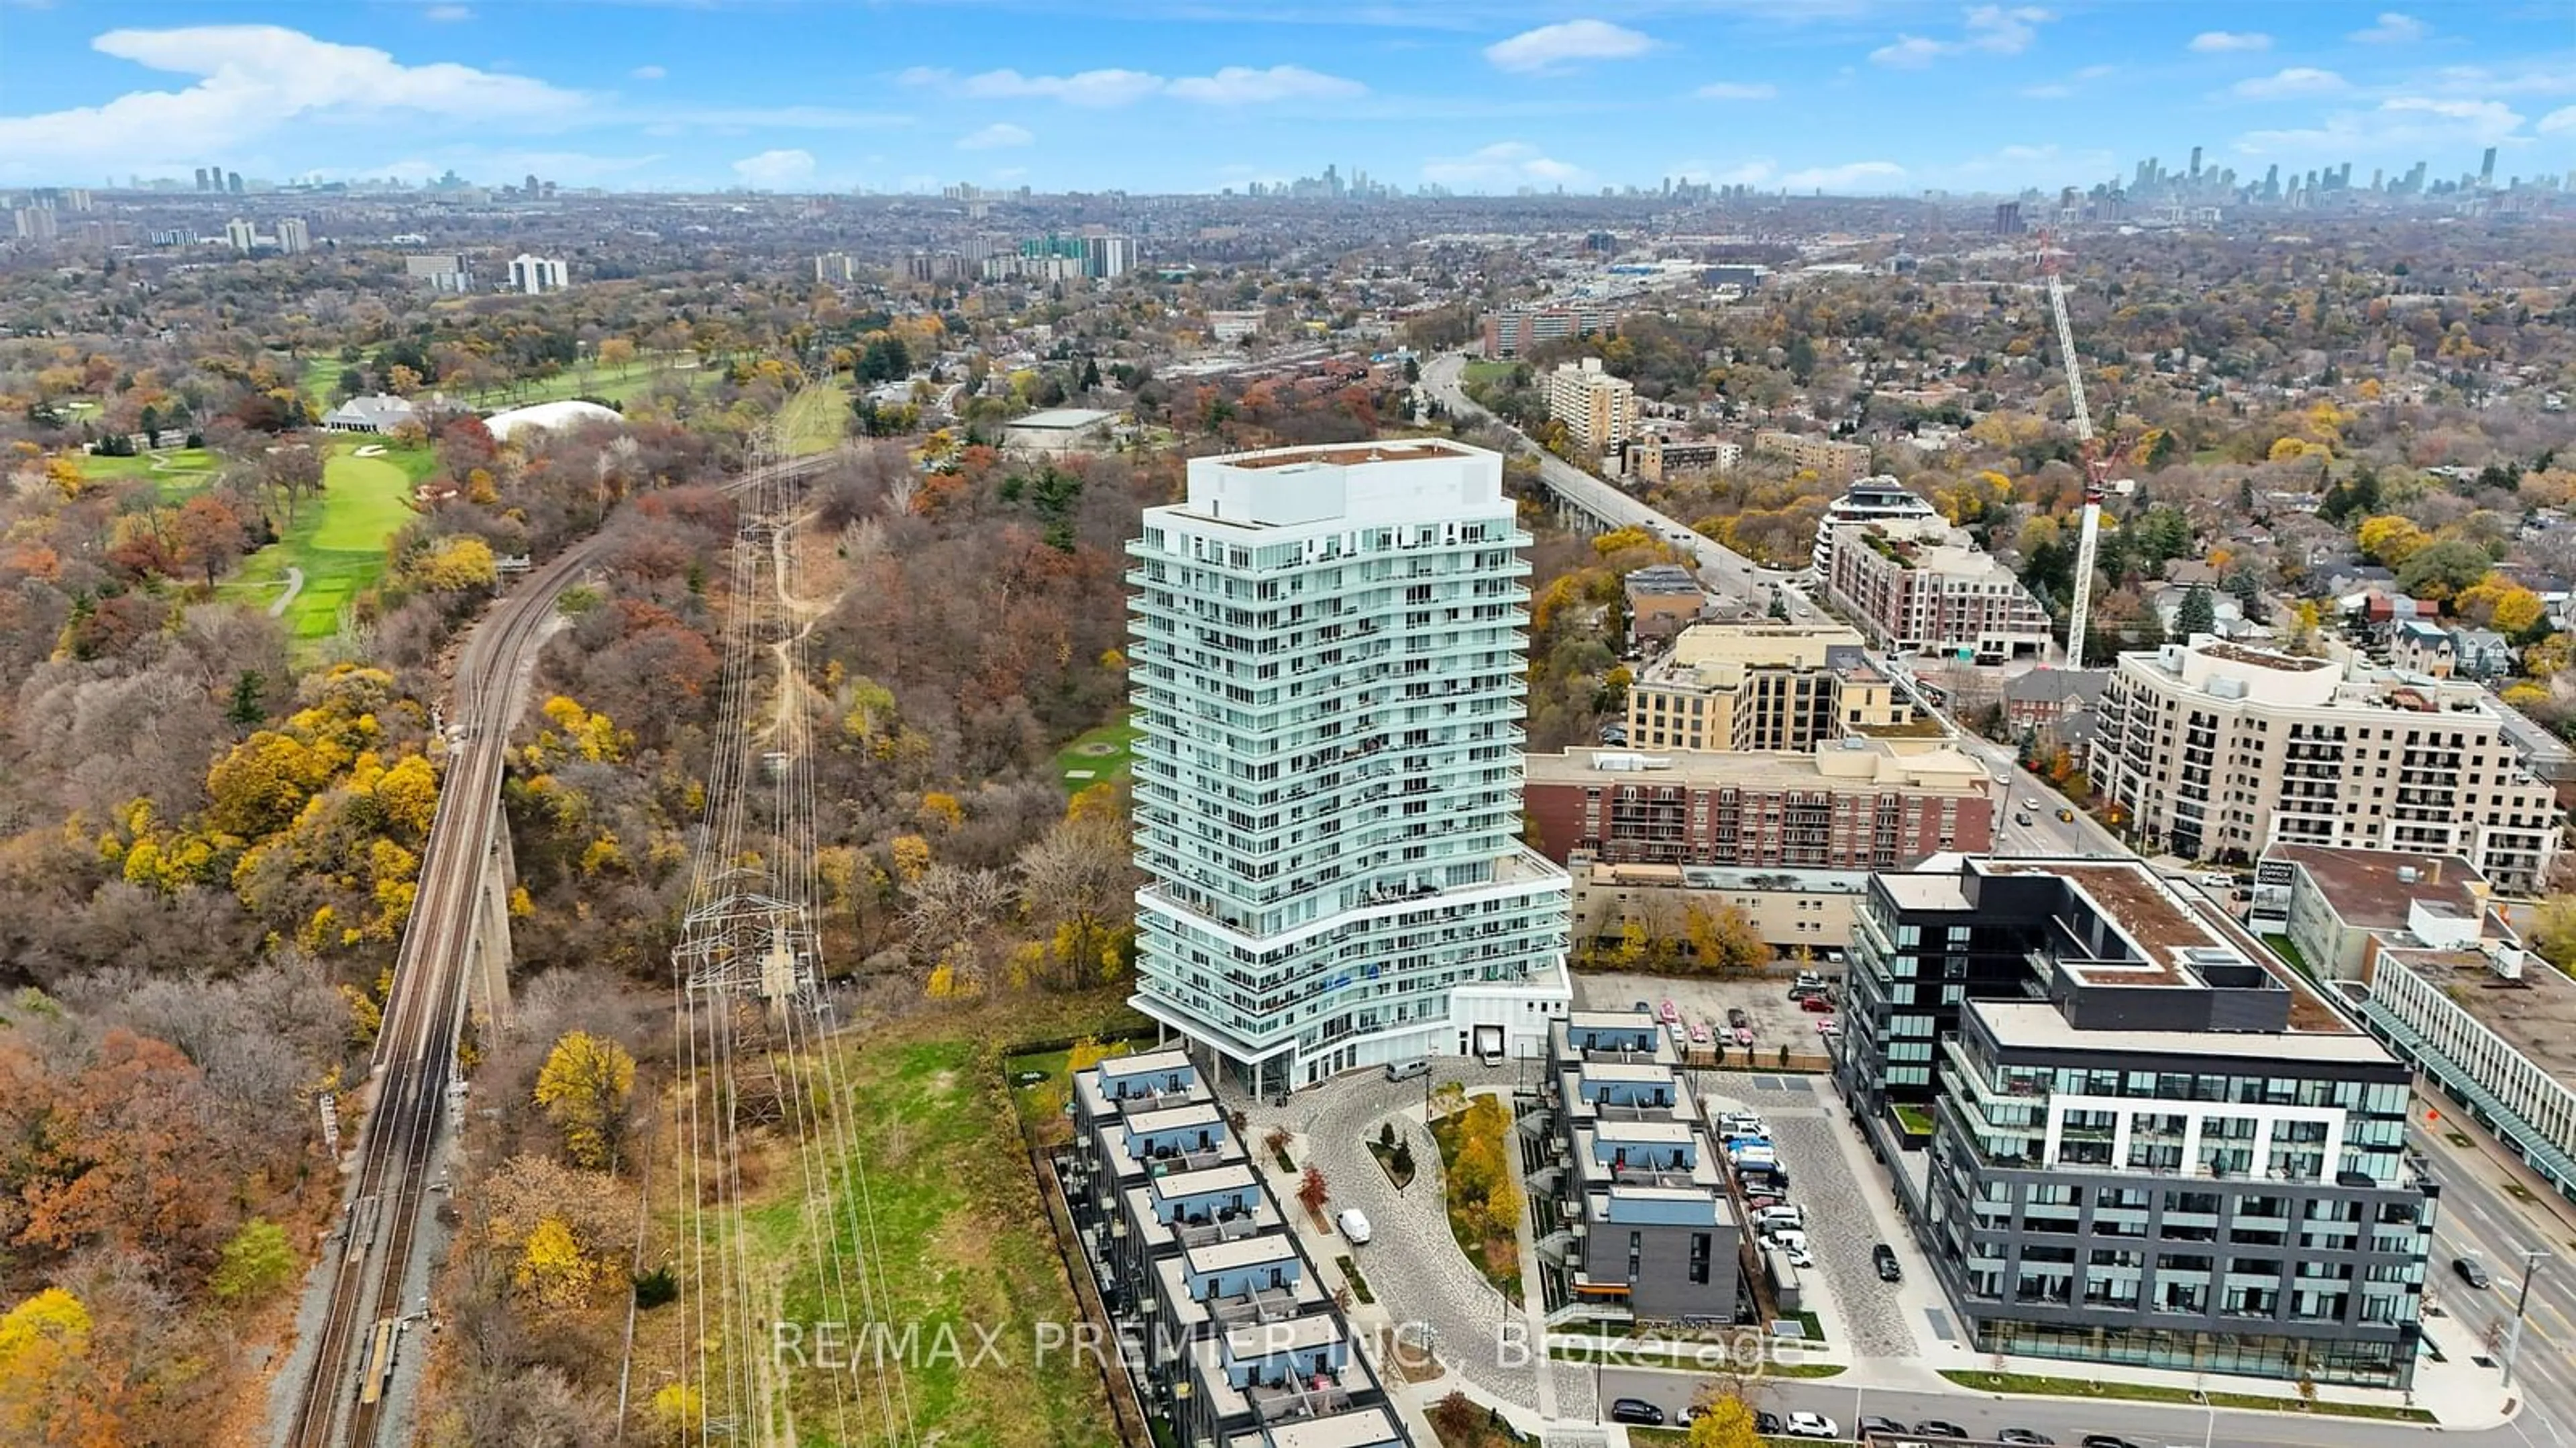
xmin=281 ymin=452 xmax=836 ymax=1448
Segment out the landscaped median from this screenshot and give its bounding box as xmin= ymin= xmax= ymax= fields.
xmin=1937 ymin=1368 xmax=2437 ymax=1423
xmin=1427 ymin=1088 xmax=1523 ymax=1303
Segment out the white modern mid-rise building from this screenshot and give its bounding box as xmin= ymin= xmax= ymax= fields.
xmin=1126 ymin=439 xmax=1574 ymax=1094
xmin=508 ymin=253 xmax=569 ymax=295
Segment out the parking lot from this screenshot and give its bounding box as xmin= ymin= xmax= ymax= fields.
xmin=1575 ymin=969 xmax=1844 ymax=1059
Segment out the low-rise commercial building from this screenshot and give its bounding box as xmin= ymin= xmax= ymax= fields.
xmin=2090 ymin=638 xmax=2564 ymax=890
xmin=1064 ymin=1049 xmax=1412 ymax=1448
xmin=2242 ymin=844 xmax=2576 ymax=1205
xmin=1524 ymin=740 xmax=1993 ymax=870
xmin=321 ymin=393 xmax=421 ymax=435
xmin=1539 ymin=1012 xmax=1742 ymax=1325
xmin=1754 ymin=430 xmax=1872 ymax=483
xmin=1544 ymin=358 xmax=1636 ymax=454
xmin=1822 ymin=518 xmax=2054 ymax=662
xmin=1622 ymin=622 xmax=1914 ymax=752
xmin=1568 ymin=861 xmax=1865 ymax=958
xmin=1622 ymin=564 xmax=1708 ymax=646
xmin=1005 ymin=407 xmax=1118 ymax=455
xmin=1837 ymin=856 xmax=2437 ymax=1390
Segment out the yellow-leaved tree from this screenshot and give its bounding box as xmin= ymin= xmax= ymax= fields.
xmin=1687 ymin=1393 xmax=1765 ymax=1448
xmin=514 ymin=1216 xmax=598 ymax=1307
xmin=0 ymin=1286 xmax=120 ymax=1445
xmin=534 ymin=1030 xmax=636 ymax=1170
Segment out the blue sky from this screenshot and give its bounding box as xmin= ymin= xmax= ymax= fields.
xmin=1 ymin=2 xmax=2569 ymax=195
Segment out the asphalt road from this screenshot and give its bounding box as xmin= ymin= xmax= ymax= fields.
xmin=1422 ymin=352 xmax=1782 ymax=608
xmin=2413 ymin=1119 xmax=2576 ymax=1444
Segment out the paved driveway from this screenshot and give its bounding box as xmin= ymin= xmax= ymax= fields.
xmin=1236 ymin=1061 xmax=1566 ymax=1412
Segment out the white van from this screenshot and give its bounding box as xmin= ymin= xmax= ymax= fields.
xmin=1758 ymin=1204 xmax=1806 ymax=1233
xmin=1384 ymin=1057 xmax=1431 ymax=1083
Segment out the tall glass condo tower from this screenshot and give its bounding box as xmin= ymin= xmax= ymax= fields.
xmin=1126 ymin=439 xmax=1573 ymax=1096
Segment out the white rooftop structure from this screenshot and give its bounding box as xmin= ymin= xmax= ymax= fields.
xmin=484 ymin=399 xmax=621 ymax=441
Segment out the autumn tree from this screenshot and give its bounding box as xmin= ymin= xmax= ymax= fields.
xmin=533 ymin=1031 xmax=637 ymax=1170
xmin=209 ymin=1217 xmax=295 ymax=1302
xmin=1296 ymin=1166 xmax=1330 ymax=1219
xmin=0 ymin=1287 xmax=121 ymax=1446
xmin=1015 ymin=788 xmax=1136 ymax=989
xmin=170 ymin=493 xmax=247 ymax=589
xmin=1687 ymin=1392 xmax=1765 ymax=1448
xmin=257 ymin=439 xmax=326 ymax=525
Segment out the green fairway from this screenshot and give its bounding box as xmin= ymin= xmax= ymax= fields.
xmin=223 ymin=442 xmax=423 ymax=640
xmin=1054 ymin=714 xmax=1140 ymax=792
xmin=775 ymin=381 xmax=851 ymax=455
xmin=462 ymin=354 xmax=712 ymax=409
xmin=79 ymin=447 xmax=220 ymax=500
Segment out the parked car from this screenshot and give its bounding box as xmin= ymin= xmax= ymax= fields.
xmin=2455 ymin=1255 xmax=2493 ymax=1289
xmin=1657 ymin=999 xmax=1680 ymax=1023
xmin=1996 ymin=1431 xmax=2056 ymax=1445
xmin=1817 ymin=1017 xmax=1841 ymax=1037
xmin=1785 ymin=1243 xmax=1815 ymax=1269
xmin=1607 ymin=1398 xmax=1665 ymax=1426
xmin=1727 ymin=1006 xmax=1751 ymax=1030
xmin=1801 ymin=992 xmax=1835 ymax=1013
xmin=1857 ymin=1416 xmax=1909 ymax=1441
xmin=1755 ymin=1411 xmax=1784 ymax=1435
xmin=1690 ymin=1020 xmax=1712 ymax=1045
xmin=1336 ymin=1208 xmax=1371 ymax=1245
xmin=1631 ymin=1000 xmax=1653 ymax=1015
xmin=1788 ymin=983 xmax=1825 ymax=1001
xmin=1872 ymin=1243 xmax=1903 ymax=1281
xmin=2078 ymin=1436 xmax=2145 ymax=1448
xmin=1734 ymin=1026 xmax=1755 ymax=1046
xmin=1784 ymin=1412 xmax=1839 ymax=1439
xmin=1913 ymin=1420 xmax=1969 ymax=1439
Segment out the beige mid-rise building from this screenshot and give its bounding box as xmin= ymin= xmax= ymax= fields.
xmin=1545 ymin=357 xmax=1636 ymax=453
xmin=1822 ymin=517 xmax=2054 ymax=662
xmin=1754 ymin=429 xmax=1872 ymax=482
xmin=1624 ymin=621 xmax=1915 ymax=752
xmin=2090 ymin=637 xmax=2564 ymax=891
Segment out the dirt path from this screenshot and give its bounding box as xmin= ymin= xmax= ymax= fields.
xmin=268 ymin=565 xmax=306 ymax=619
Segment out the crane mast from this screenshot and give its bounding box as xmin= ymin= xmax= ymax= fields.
xmin=2044 ymin=252 xmax=2110 ymax=669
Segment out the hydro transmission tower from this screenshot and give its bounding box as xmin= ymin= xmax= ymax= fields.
xmin=677 ymin=429 xmax=821 ymax=1015
xmin=2041 ymin=235 xmax=2116 ymax=670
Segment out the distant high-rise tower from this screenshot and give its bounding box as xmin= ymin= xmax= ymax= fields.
xmin=2189 ymin=146 xmax=2203 ymax=180
xmin=194 ymin=167 xmax=210 ymax=192
xmin=276 ymin=217 xmax=311 ymax=255
xmin=226 ymin=170 xmax=244 ymax=194
xmin=2481 ymin=147 xmax=2498 ymax=187
xmin=1125 ymin=440 xmax=1573 ymax=1094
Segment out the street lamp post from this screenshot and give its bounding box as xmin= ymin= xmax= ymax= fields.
xmin=2501 ymin=1247 xmax=2553 ymax=1390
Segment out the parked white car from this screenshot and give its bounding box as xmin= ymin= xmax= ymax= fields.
xmin=1337 ymin=1208 xmax=1371 ymax=1245
xmin=1784 ymin=1410 xmax=1839 ymax=1438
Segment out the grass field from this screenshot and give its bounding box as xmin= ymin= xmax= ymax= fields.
xmin=1054 ymin=715 xmax=1140 ymax=793
xmin=1935 ymin=1369 xmax=2435 ymax=1422
xmin=223 ymin=441 xmax=423 ymax=639
xmin=1462 ymin=360 xmax=1519 ymax=392
xmin=667 ymin=1015 xmax=1122 ymax=1447
xmin=78 ymin=446 xmax=221 ymax=500
xmin=776 ymin=381 xmax=853 ymax=456
xmin=463 ymin=355 xmax=710 ymax=409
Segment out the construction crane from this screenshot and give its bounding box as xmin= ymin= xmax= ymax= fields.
xmin=2040 ymin=235 xmax=2114 ymax=669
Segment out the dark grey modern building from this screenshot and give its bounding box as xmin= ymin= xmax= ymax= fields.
xmin=1539 ymin=1012 xmax=1743 ymax=1325
xmin=1840 ymin=858 xmax=2437 ymax=1388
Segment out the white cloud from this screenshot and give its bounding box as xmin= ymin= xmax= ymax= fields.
xmin=1870 ymin=6 xmax=2050 ymax=68
xmin=2019 ymin=83 xmax=2073 ymax=99
xmin=898 ymin=62 xmax=1362 ymax=107
xmin=1483 ymin=19 xmax=1658 ymax=73
xmin=956 ymin=121 xmax=1032 ymax=150
xmin=1779 ymin=160 xmax=1906 ymax=191
xmin=631 ymin=64 xmax=666 ymax=81
xmin=2188 ymin=31 xmax=2270 ymax=54
xmin=0 ymin=25 xmax=585 ymax=172
xmin=423 ymin=4 xmax=474 ymax=21
xmin=1694 ymin=82 xmax=1777 ymax=101
xmin=2541 ymin=105 xmax=2576 ymax=135
xmin=1163 ymin=65 xmax=1364 ymax=104
xmin=2233 ymin=67 xmax=2349 ymax=99
xmin=2237 ymin=96 xmax=2530 ymax=160
xmin=678 ymin=105 xmax=908 ymax=130
xmin=2351 ymin=13 xmax=2427 ymax=44
xmin=731 ymin=148 xmax=814 ymax=187
xmin=1421 ymin=140 xmax=1587 ymax=189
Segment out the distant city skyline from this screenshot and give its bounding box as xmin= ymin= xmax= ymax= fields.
xmin=2 ymin=3 xmax=2571 ymax=195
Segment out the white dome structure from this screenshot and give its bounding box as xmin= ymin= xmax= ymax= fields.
xmin=483 ymin=399 xmax=622 ymax=442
